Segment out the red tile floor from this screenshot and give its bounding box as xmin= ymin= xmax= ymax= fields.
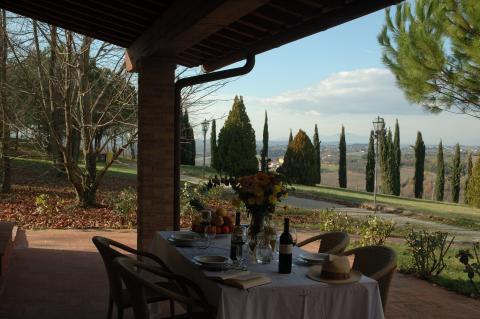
xmin=0 ymin=229 xmax=479 ymax=319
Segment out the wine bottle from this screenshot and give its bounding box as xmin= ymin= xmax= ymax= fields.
xmin=278 ymin=218 xmax=293 ymax=274
xmin=230 ymin=212 xmax=244 ymax=260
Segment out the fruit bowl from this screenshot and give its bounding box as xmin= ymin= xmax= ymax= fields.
xmin=191 ymin=208 xmax=234 ymax=235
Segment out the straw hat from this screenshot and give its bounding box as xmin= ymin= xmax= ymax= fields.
xmin=307 ymin=255 xmax=361 ymax=284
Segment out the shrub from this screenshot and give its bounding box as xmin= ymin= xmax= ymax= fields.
xmin=34 ymin=194 xmax=57 ymax=215
xmin=456 ymin=242 xmax=480 ymax=296
xmin=404 ymin=229 xmax=454 ymax=279
xmin=107 ymin=188 xmax=137 ymax=215
xmin=358 ymin=215 xmax=395 ymax=246
xmin=318 ymin=209 xmax=358 ymax=234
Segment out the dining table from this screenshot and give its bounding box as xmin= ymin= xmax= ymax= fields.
xmin=150 ymin=231 xmax=385 ymax=319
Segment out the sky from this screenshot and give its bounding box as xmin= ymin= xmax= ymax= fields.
xmin=192 ymin=7 xmax=480 ymax=146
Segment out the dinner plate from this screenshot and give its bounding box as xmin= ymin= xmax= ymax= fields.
xmin=193 ymin=255 xmax=231 ymax=270
xmin=169 ymin=232 xmax=200 ymax=246
xmin=298 ymin=253 xmax=330 ymax=263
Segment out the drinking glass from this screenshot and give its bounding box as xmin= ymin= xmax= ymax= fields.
xmin=255 ymin=232 xmax=273 ymax=264
xmin=200 ymin=210 xmax=212 ymax=239
xmin=291 ymin=227 xmax=298 ymax=247
xmin=205 ymin=224 xmax=216 ymax=242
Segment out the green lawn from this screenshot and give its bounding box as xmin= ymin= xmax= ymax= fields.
xmin=293 ymin=184 xmax=480 ymax=230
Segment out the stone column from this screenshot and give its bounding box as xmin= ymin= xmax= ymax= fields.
xmin=137 ymin=55 xmax=176 ymax=250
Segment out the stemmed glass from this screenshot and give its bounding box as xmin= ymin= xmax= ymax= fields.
xmin=291 ymin=227 xmax=298 ymax=268
xmin=200 ymin=210 xmax=212 ymax=238
xmin=234 ymin=227 xmax=248 ymax=270
xmin=291 ymin=227 xmax=298 ymax=247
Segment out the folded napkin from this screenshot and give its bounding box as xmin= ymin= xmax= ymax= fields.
xmin=223 ymin=273 xmax=272 ymax=289
xmin=206 ymin=270 xmax=272 ymax=289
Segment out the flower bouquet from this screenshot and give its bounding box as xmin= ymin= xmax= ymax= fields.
xmin=232 ymin=172 xmax=288 ymax=250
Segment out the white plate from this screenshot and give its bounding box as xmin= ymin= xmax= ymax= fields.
xmin=193 ymin=255 xmax=231 ymax=267
xmin=169 ymin=232 xmax=200 ymax=246
xmin=298 ymin=253 xmax=330 ymax=263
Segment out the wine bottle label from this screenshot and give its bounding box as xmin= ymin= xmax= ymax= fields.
xmin=279 ymin=244 xmax=292 ymax=254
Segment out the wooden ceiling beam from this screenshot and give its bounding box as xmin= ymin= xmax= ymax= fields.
xmin=126 ymin=0 xmax=269 ymax=71
xmin=203 ymin=0 xmax=402 ymax=71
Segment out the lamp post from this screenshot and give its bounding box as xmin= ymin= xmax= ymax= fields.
xmin=372 ymin=116 xmax=385 ymax=213
xmin=201 ymin=119 xmax=210 ymax=179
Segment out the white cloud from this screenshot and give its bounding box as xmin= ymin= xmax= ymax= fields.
xmin=255 ymin=68 xmax=423 ymax=115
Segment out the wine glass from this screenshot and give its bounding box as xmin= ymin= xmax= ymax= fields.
xmin=290 ymin=227 xmax=298 ymax=268
xmin=291 ymin=227 xmax=298 ymax=247
xmin=205 ymin=224 xmax=216 ymax=242
xmin=200 ymin=210 xmax=212 ymax=239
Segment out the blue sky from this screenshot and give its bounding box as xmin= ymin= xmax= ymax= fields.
xmin=194 ymin=7 xmax=480 ymax=146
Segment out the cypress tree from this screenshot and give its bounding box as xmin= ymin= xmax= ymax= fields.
xmin=413 ymin=131 xmax=425 ymax=199
xmin=465 ymin=153 xmax=473 ymax=204
xmin=278 ymin=130 xmax=316 ymax=185
xmin=180 ymin=109 xmax=195 ymax=165
xmin=313 ymin=124 xmax=321 ymax=184
xmin=260 ymin=111 xmax=269 ymax=172
xmin=435 ymin=140 xmax=445 ymax=201
xmin=365 ymin=130 xmax=375 ymax=193
xmin=380 ymin=128 xmax=393 ymax=195
xmin=466 ymin=156 xmax=480 ymax=208
xmin=217 ymin=96 xmax=257 ymax=177
xmin=210 ymin=119 xmax=219 ymax=171
xmin=288 ymin=129 xmax=293 ymax=144
xmin=392 ymin=119 xmax=401 ymax=196
xmin=451 ymin=143 xmax=461 ymax=203
xmin=338 ymin=126 xmax=347 ymax=188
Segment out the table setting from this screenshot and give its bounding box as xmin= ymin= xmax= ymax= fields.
xmin=151 ymin=172 xmax=384 ymax=319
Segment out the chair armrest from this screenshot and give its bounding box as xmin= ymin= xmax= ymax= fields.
xmin=297 ymin=234 xmax=325 ymax=247
xmin=108 ymin=238 xmax=170 ymax=271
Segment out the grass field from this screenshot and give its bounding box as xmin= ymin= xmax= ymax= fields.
xmin=293 ymin=184 xmax=480 ymax=230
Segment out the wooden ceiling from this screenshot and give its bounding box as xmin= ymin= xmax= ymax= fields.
xmin=0 ymin=0 xmax=402 ymax=71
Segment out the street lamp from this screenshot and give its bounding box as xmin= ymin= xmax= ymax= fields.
xmin=372 ymin=116 xmax=385 ymax=213
xmin=201 ymin=119 xmax=210 ymax=179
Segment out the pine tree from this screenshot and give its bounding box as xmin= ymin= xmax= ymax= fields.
xmin=288 ymin=129 xmax=293 ymax=144
xmin=379 ymin=0 xmax=480 ymax=118
xmin=451 ymin=143 xmax=461 ymax=203
xmin=465 ymin=153 xmax=473 ymax=204
xmin=338 ymin=126 xmax=347 ymax=188
xmin=278 ymin=130 xmax=316 ymax=185
xmin=260 ymin=111 xmax=269 ymax=172
xmin=365 ymin=130 xmax=375 ymax=193
xmin=466 ymin=156 xmax=480 ymax=208
xmin=210 ymin=119 xmax=219 ymax=171
xmin=180 ymin=109 xmax=195 ymax=165
xmin=217 ymin=96 xmax=257 ymax=177
xmin=313 ymin=124 xmax=321 ymax=184
xmin=413 ymin=131 xmax=425 ymax=199
xmin=392 ymin=119 xmax=401 ymax=196
xmin=435 ymin=141 xmax=445 ymax=201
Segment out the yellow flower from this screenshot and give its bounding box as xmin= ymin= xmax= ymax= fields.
xmin=269 ymin=194 xmax=277 ymax=205
xmin=232 ymin=197 xmax=241 ymax=208
xmin=273 ymin=184 xmax=282 ymax=193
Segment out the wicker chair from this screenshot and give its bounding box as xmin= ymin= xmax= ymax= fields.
xmin=297 ymin=231 xmax=349 ymax=255
xmin=92 ymin=236 xmax=174 ymax=319
xmin=343 ymin=245 xmax=397 ymax=312
xmin=114 ymin=257 xmax=216 ymax=319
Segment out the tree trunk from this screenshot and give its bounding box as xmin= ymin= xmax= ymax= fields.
xmin=0 ymin=10 xmax=10 ymax=193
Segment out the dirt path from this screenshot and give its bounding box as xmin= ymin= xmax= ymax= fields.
xmin=284 ymin=196 xmax=480 ymax=242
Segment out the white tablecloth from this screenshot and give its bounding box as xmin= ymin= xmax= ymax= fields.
xmin=151 ymin=231 xmax=384 ymax=319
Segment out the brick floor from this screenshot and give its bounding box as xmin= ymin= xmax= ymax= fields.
xmin=0 ymin=229 xmax=479 ymax=319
